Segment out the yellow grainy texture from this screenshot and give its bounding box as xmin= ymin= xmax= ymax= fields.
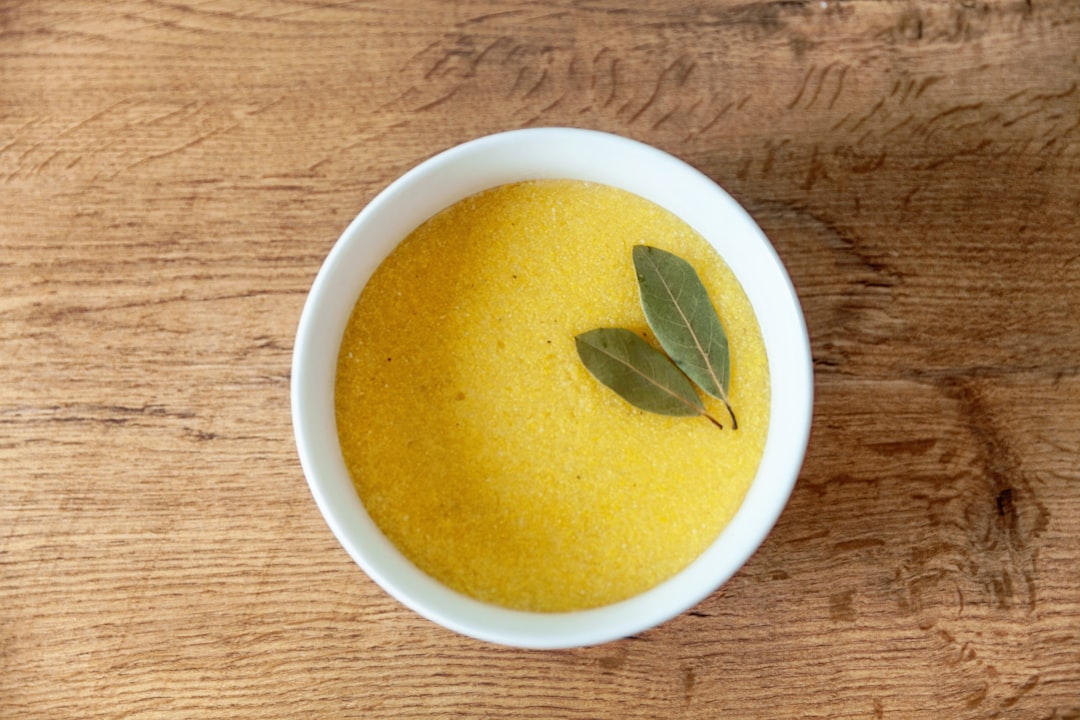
xmin=335 ymin=180 xmax=770 ymax=612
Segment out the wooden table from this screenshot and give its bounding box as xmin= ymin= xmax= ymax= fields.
xmin=3 ymin=1 xmax=1078 ymax=717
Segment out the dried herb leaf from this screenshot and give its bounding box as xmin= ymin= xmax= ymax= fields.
xmin=575 ymin=328 xmax=723 ymax=428
xmin=633 ymin=245 xmax=737 ymax=429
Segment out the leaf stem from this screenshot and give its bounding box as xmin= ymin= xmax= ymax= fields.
xmin=704 ymin=412 xmax=724 ymax=430
xmin=724 ymin=401 xmax=738 ymax=430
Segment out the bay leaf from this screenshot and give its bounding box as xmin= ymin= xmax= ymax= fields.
xmin=632 ymin=245 xmax=737 ymax=429
xmin=574 ymin=328 xmax=723 ymax=428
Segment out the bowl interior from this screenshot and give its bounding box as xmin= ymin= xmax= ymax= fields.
xmin=291 ymin=128 xmax=813 ymax=648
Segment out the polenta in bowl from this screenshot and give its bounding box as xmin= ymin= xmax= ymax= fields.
xmin=292 ymin=128 xmax=812 ymax=648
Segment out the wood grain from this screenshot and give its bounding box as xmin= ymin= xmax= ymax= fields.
xmin=2 ymin=1 xmax=1078 ymax=718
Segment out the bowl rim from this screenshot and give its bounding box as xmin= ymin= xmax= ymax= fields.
xmin=291 ymin=127 xmax=813 ymax=648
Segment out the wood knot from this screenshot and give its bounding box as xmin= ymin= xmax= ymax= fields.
xmin=995 ymin=487 xmax=1016 ymax=529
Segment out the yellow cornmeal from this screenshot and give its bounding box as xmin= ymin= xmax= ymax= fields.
xmin=335 ymin=180 xmax=770 ymax=612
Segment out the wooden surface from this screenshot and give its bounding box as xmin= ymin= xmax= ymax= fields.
xmin=2 ymin=1 xmax=1079 ymax=717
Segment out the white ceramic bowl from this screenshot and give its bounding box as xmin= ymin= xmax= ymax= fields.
xmin=291 ymin=128 xmax=813 ymax=648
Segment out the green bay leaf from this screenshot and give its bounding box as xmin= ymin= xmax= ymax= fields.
xmin=574 ymin=328 xmax=723 ymax=428
xmin=632 ymin=245 xmax=737 ymax=429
